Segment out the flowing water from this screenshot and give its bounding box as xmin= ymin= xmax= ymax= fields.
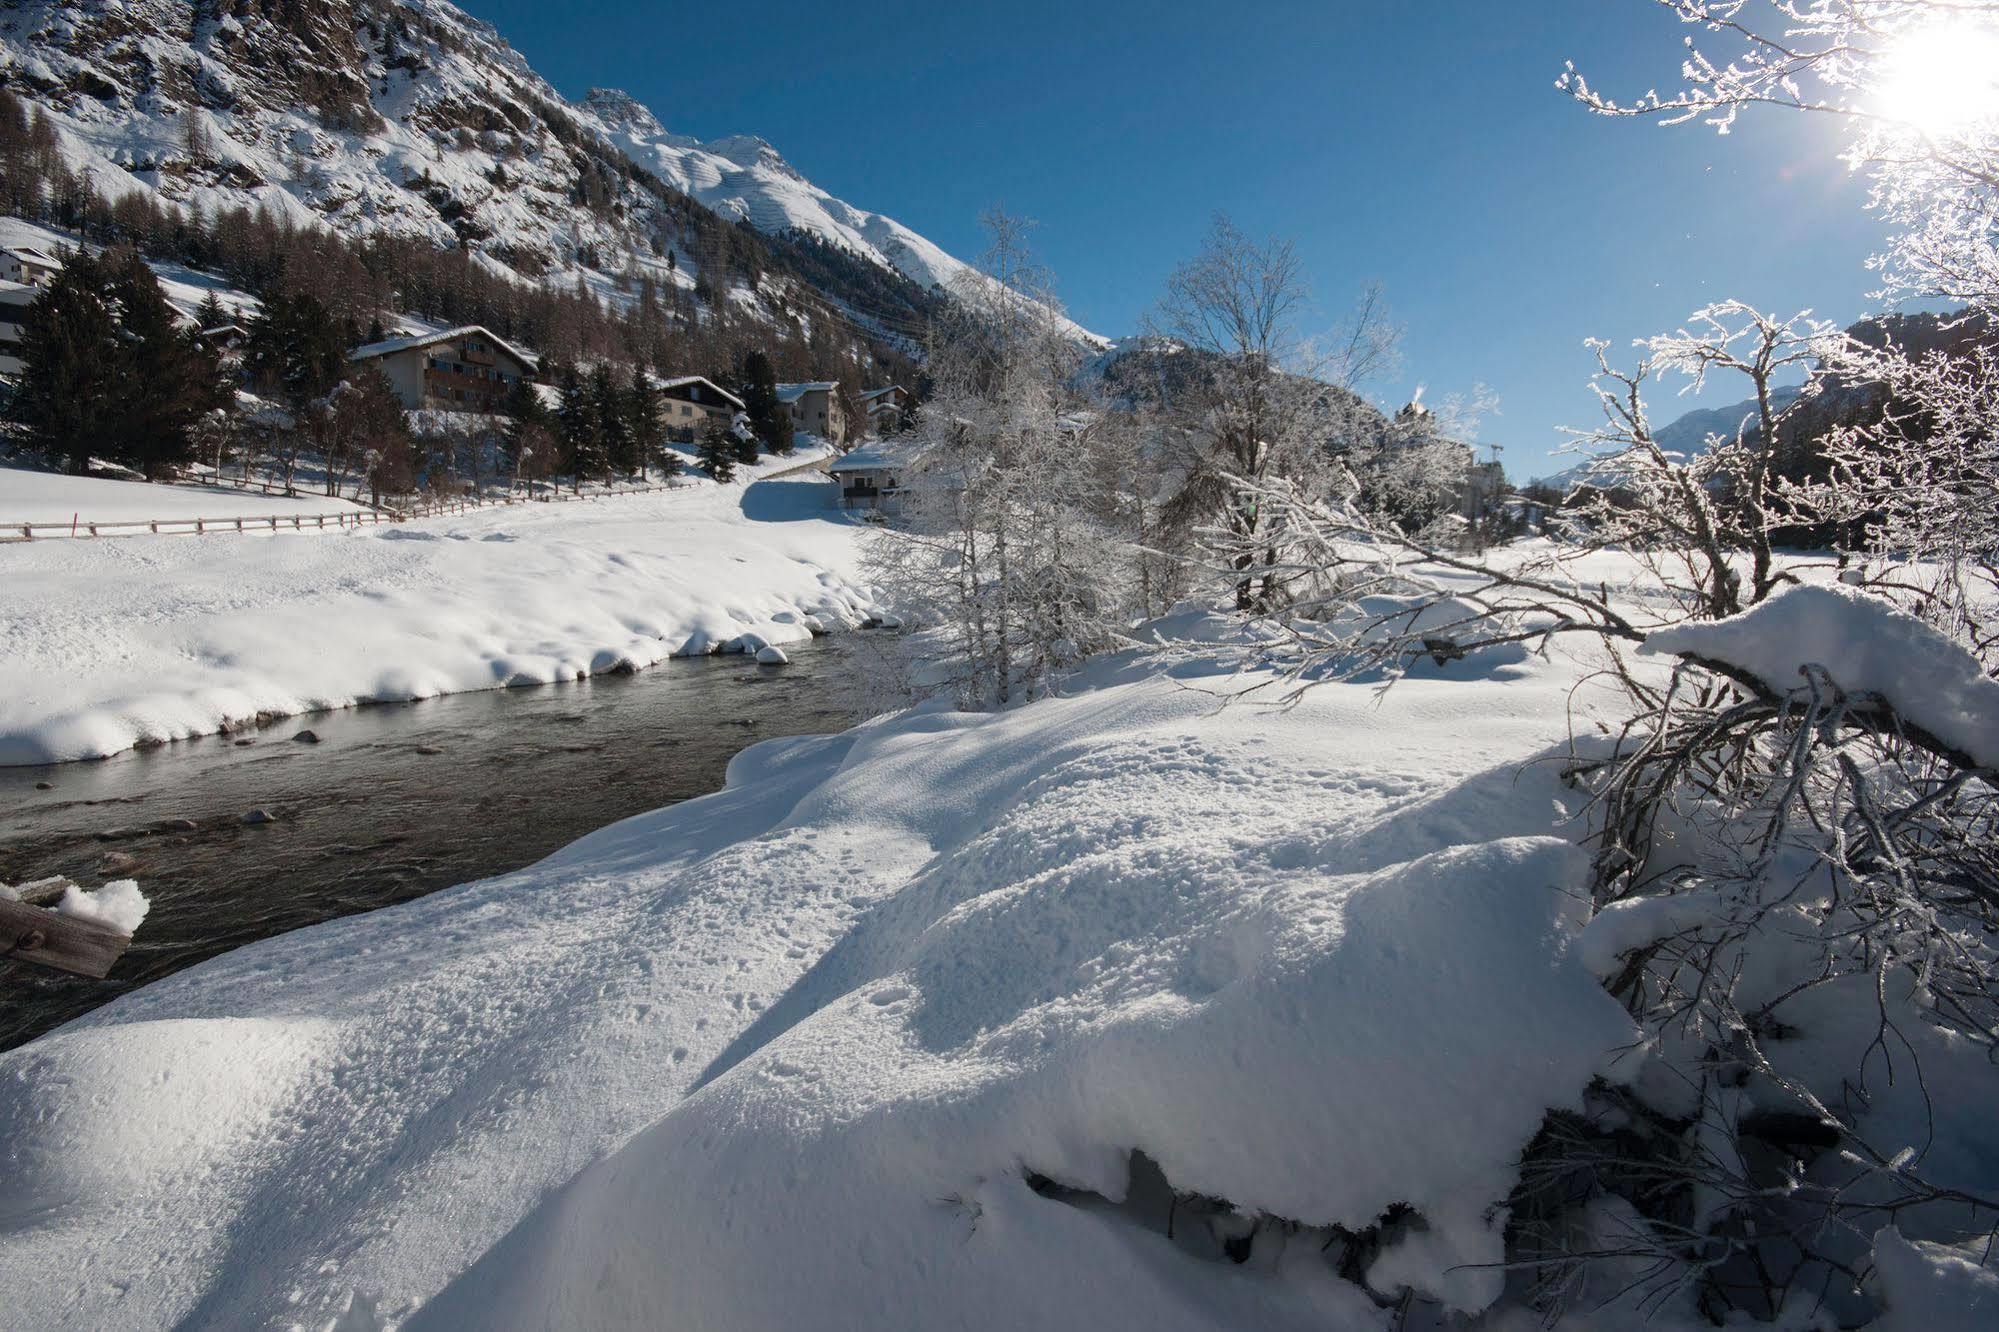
xmin=0 ymin=638 xmax=876 ymax=1051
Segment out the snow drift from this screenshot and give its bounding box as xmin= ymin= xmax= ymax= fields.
xmin=0 ymin=636 xmax=1633 ymax=1329
xmin=0 ymin=463 xmax=872 ymax=765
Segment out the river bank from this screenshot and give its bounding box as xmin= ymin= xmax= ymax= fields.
xmin=0 ymin=636 xmax=880 ymax=1049
xmin=0 ymin=463 xmax=873 ymax=765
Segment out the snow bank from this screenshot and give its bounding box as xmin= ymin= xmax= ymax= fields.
xmin=1644 ymin=584 xmax=1999 ymax=769
xmin=0 ymin=471 xmax=875 ymax=764
xmin=1870 ymin=1227 xmax=1999 ymax=1332
xmin=0 ymin=641 xmax=1630 ymax=1329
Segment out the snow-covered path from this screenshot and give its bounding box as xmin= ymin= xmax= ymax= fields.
xmin=0 ymin=459 xmax=875 ymax=764
xmin=0 ymin=638 xmax=1635 ymax=1330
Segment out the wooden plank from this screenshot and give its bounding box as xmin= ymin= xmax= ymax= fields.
xmin=0 ymin=897 xmax=132 ymax=979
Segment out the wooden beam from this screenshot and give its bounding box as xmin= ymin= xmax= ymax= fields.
xmin=0 ymin=897 xmax=133 ymax=980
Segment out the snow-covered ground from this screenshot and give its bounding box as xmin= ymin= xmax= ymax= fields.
xmin=0 ymin=456 xmax=872 ymax=765
xmin=0 ymin=614 xmax=1633 ymax=1330
xmin=0 ymin=466 xmax=366 ymax=528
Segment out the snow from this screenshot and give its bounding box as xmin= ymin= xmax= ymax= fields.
xmin=0 ymin=216 xmax=262 ymax=326
xmin=1576 ymin=887 xmax=1729 ymax=979
xmin=49 ymin=879 xmax=149 ymax=935
xmin=0 ymin=467 xmax=367 ymax=528
xmin=0 ymin=611 xmax=1636 ymax=1328
xmin=1869 ymin=1227 xmax=1999 ymax=1332
xmin=755 ymin=644 xmax=789 ymax=665
xmin=0 ymin=462 xmax=873 ymax=764
xmin=1644 ymin=583 xmax=1999 ymax=768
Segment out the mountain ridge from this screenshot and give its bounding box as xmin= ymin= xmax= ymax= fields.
xmin=0 ymin=0 xmax=1091 ymax=352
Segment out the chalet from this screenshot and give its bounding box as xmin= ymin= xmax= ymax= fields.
xmin=198 ymin=323 xmax=250 ymax=363
xmin=655 ymin=374 xmax=744 ymax=441
xmin=0 ymin=280 xmax=35 ymax=377
xmin=348 ymin=325 xmax=538 ymax=413
xmin=775 ymin=381 xmax=847 ymax=444
xmin=827 ymin=437 xmax=922 ymax=511
xmin=1 ymin=245 xmax=60 ymax=289
xmin=858 ymin=385 xmax=911 ymax=434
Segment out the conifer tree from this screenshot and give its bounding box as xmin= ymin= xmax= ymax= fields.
xmin=12 ymin=251 xmax=122 ymax=475
xmin=697 ymin=417 xmax=737 ymax=482
xmin=502 ymin=374 xmax=552 ymax=488
xmin=196 ymin=289 xmax=227 ymax=331
xmin=589 ymin=362 xmax=632 ymax=479
xmin=246 ymin=287 xmax=347 ymax=410
xmin=625 ymin=366 xmax=667 ymax=480
xmin=107 ymin=249 xmax=229 ymax=477
xmin=740 ymin=349 xmax=792 ymax=454
xmin=554 ymin=364 xmax=595 ymax=491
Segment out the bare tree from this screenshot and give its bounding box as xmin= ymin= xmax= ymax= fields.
xmin=863 ymin=210 xmax=1132 ymax=706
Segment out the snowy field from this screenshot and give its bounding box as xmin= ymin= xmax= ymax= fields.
xmin=0 ymin=618 xmax=1632 ymax=1330
xmin=0 ymin=466 xmax=368 ymax=528
xmin=0 ymin=456 xmax=872 ymax=765
xmin=3 ymin=551 xmax=1994 ymax=1328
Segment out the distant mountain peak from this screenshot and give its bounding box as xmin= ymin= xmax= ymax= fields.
xmin=580 ymin=87 xmax=668 ymax=140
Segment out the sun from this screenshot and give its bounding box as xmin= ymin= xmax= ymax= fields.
xmin=1873 ymin=19 xmax=1999 ymax=135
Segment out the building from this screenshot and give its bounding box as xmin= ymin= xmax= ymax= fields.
xmin=1458 ymin=458 xmax=1507 ymax=522
xmin=1 ymin=245 xmax=61 ymax=289
xmin=197 ymin=323 xmax=250 ymax=364
xmin=858 ymin=385 xmax=911 ymax=435
xmin=348 ymin=326 xmax=538 ymax=413
xmin=775 ymin=381 xmax=847 ymax=444
xmin=0 ymin=280 xmax=36 ymax=377
xmin=827 ymin=437 xmax=922 ymax=511
xmin=654 ymin=374 xmax=744 ymax=442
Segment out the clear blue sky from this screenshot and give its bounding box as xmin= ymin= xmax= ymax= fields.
xmin=457 ymin=0 xmax=1885 ymax=477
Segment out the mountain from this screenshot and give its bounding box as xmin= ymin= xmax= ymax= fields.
xmin=1537 ymin=385 xmax=1805 ymax=492
xmin=0 ymin=0 xmax=1078 ymax=350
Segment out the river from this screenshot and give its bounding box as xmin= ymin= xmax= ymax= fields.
xmin=0 ymin=636 xmax=879 ymax=1051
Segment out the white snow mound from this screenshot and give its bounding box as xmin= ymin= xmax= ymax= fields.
xmin=1644 ymin=583 xmax=1999 ymax=769
xmin=0 ymin=647 xmax=1636 ymax=1328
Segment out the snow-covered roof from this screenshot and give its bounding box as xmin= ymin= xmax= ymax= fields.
xmin=828 ymin=438 xmax=923 ymax=474
xmin=350 ymin=325 xmax=540 ymax=373
xmin=0 ymin=279 xmax=36 ymax=309
xmin=4 ymin=244 xmax=58 ymax=266
xmin=651 ymin=373 xmax=744 ymax=410
xmin=858 ymin=385 xmax=904 ymax=402
xmin=775 ymin=381 xmax=839 ymax=404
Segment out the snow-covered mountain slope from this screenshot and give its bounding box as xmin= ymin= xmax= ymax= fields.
xmin=582 ymin=88 xmax=963 ymax=298
xmin=1538 ymin=385 xmax=1806 ymax=492
xmin=579 ymin=87 xmax=1103 ymax=345
xmin=0 ymin=0 xmax=1078 ymax=340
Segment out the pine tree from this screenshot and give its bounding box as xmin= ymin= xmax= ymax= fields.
xmin=246 ymin=287 xmax=347 ymax=410
xmin=590 ymin=362 xmax=633 ymax=479
xmin=107 ymin=249 xmax=229 ymax=477
xmin=196 ymin=289 xmax=227 ymax=332
xmin=554 ymin=364 xmax=596 ymax=491
xmin=697 ymin=417 xmax=736 ymax=482
xmin=625 ymin=366 xmax=667 ymax=480
xmin=740 ymin=349 xmax=792 ymax=454
xmin=502 ymin=374 xmax=551 ymax=486
xmin=11 ymin=251 xmax=122 ymax=475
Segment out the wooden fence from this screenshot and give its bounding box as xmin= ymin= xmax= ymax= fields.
xmin=8 ymin=509 xmax=396 ymax=541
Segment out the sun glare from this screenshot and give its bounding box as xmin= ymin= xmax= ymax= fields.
xmin=1873 ymin=20 xmax=1999 ymax=135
